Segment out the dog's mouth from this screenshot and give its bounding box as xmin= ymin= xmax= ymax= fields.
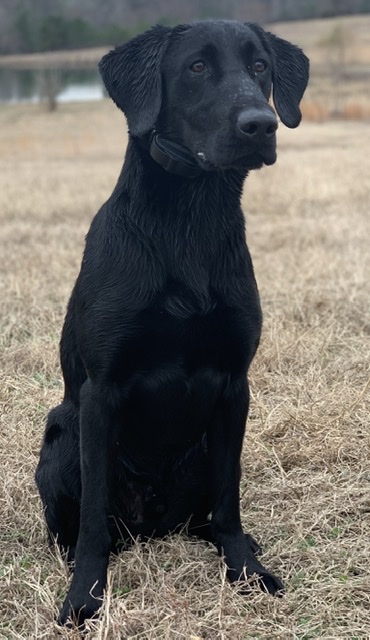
xmin=149 ymin=133 xmax=276 ymax=177
xmin=195 ymin=146 xmax=277 ymax=171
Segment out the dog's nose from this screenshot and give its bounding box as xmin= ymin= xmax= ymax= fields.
xmin=236 ymin=109 xmax=278 ymax=141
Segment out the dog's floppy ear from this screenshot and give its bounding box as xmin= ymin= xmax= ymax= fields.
xmin=249 ymin=24 xmax=309 ymax=128
xmin=99 ymin=25 xmax=172 ymax=137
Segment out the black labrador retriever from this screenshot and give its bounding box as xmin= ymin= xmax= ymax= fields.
xmin=35 ymin=20 xmax=309 ymax=625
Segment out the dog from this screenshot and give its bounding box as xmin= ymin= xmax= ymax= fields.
xmin=35 ymin=19 xmax=309 ymax=625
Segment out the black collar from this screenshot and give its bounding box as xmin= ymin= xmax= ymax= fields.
xmin=149 ymin=133 xmax=203 ymax=178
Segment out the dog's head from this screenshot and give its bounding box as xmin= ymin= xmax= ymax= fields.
xmin=99 ymin=21 xmax=309 ymax=172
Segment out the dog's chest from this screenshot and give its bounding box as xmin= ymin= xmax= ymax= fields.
xmin=125 ymin=284 xmax=260 ymax=377
xmin=115 ymin=297 xmax=258 ymax=455
xmin=110 ymin=261 xmax=261 ymax=455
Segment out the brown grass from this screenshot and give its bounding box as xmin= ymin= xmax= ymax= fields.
xmin=1 ymin=100 xmax=370 ymax=638
xmin=270 ymin=14 xmax=370 ymax=121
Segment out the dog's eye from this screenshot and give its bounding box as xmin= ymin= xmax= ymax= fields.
xmin=190 ymin=60 xmax=206 ymax=74
xmin=254 ymin=59 xmax=267 ymax=74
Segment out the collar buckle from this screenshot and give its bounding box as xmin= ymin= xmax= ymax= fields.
xmin=149 ymin=133 xmax=203 ymax=178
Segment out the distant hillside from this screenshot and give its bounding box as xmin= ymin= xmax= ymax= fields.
xmin=1 ymin=0 xmax=370 ymax=53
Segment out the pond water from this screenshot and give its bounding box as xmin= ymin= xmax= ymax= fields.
xmin=0 ymin=68 xmax=105 ymax=104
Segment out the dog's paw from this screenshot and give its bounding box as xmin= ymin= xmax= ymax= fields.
xmin=251 ymin=567 xmax=285 ymax=596
xmin=57 ymin=590 xmax=103 ymax=627
xmin=228 ymin=560 xmax=284 ymax=597
xmin=244 ymin=533 xmax=263 ymax=557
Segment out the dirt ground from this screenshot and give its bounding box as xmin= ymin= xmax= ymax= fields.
xmin=0 ymin=96 xmax=369 ymax=638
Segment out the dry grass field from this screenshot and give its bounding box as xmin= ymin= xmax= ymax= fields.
xmin=1 ymin=91 xmax=370 ymax=639
xmin=272 ymin=14 xmax=370 ymax=116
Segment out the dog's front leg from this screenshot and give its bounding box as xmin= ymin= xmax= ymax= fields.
xmin=208 ymin=377 xmax=284 ymax=596
xmin=58 ymin=379 xmax=111 ymax=626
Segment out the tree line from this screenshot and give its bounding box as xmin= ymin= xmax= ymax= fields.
xmin=1 ymin=0 xmax=370 ymax=54
xmin=11 ymin=11 xmax=135 ymax=54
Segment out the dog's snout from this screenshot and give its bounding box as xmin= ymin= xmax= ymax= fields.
xmin=236 ymin=109 xmax=278 ymax=141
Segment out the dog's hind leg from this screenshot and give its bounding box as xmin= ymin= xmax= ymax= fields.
xmin=35 ymin=401 xmax=81 ymax=560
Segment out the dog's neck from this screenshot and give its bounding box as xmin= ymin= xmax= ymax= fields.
xmin=122 ymin=136 xmax=248 ymax=205
xmin=115 ymin=135 xmax=248 ymax=251
xmin=111 ymin=137 xmax=251 ymax=311
xmin=148 ymin=132 xmax=203 ymax=179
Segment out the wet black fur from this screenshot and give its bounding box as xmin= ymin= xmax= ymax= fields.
xmin=35 ymin=20 xmax=309 ymax=625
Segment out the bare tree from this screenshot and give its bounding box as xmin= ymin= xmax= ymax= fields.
xmin=318 ymin=23 xmax=353 ymax=115
xmin=38 ymin=68 xmax=61 ymax=112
